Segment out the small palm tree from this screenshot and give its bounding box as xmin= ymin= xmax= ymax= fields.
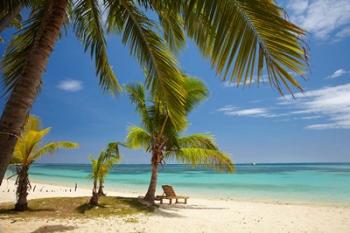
xmin=89 ymin=143 xmax=120 ymax=205
xmin=126 ymin=77 xmax=234 ymax=204
xmin=11 ymin=115 xmax=78 ymax=211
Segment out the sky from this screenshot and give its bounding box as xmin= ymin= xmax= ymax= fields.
xmin=1 ymin=0 xmax=350 ymax=164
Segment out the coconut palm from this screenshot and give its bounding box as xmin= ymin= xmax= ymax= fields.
xmin=0 ymin=0 xmax=308 ymax=184
xmin=98 ymin=142 xmax=121 ymax=196
xmin=126 ymin=77 xmax=234 ymax=204
xmin=11 ymin=115 xmax=78 ymax=211
xmin=89 ymin=143 xmax=120 ymax=205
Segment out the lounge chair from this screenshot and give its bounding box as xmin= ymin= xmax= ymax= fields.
xmin=155 ymin=185 xmax=189 ymax=204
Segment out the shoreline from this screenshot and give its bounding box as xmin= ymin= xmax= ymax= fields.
xmin=2 ymin=177 xmax=349 ymax=208
xmin=1 ymin=180 xmax=350 ymax=233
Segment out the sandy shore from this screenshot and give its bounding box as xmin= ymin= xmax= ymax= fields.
xmin=1 ymin=180 xmax=350 ymax=233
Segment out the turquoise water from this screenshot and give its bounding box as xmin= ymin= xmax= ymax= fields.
xmin=6 ymin=163 xmax=350 ymax=204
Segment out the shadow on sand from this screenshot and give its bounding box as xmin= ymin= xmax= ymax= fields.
xmin=151 ymin=203 xmax=227 ymax=218
xmin=30 ymin=225 xmax=76 ymax=233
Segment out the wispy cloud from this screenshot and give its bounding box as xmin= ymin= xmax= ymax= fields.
xmin=57 ymin=79 xmax=83 ymax=92
xmin=223 ymin=77 xmax=269 ymax=88
xmin=218 ymin=83 xmax=350 ymax=130
xmin=280 ymin=84 xmax=350 ymax=129
xmin=217 ymin=105 xmax=278 ymax=118
xmin=325 ymin=69 xmax=350 ymax=79
xmin=287 ymin=0 xmax=350 ymax=41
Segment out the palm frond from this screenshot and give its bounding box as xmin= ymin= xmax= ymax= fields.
xmin=13 ymin=127 xmax=51 ymax=164
xmin=184 ymin=0 xmax=307 ymax=93
xmin=72 ymin=0 xmax=121 ymax=94
xmin=1 ymin=1 xmax=50 ymax=94
xmin=106 ymin=0 xmax=186 ymax=129
xmin=167 ymin=148 xmax=234 ymax=172
xmin=126 ymin=126 xmax=152 ymax=150
xmin=105 ymin=142 xmax=122 ymax=161
xmin=126 ymin=83 xmax=153 ymax=131
xmin=22 ymin=115 xmax=42 ymax=132
xmin=183 ymin=76 xmax=208 ymax=113
xmin=29 ymin=141 xmax=79 ymax=162
xmin=177 ymin=134 xmax=218 ymax=150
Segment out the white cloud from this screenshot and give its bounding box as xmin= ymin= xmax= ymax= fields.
xmin=57 ymin=79 xmax=83 ymax=92
xmin=325 ymin=69 xmax=350 ymax=79
xmin=219 ymin=83 xmax=350 ymax=130
xmin=217 ymin=105 xmax=278 ymax=118
xmin=223 ymin=77 xmax=269 ymax=88
xmin=287 ymin=0 xmax=350 ymax=41
xmin=280 ymin=83 xmax=350 ymax=129
xmin=287 ymin=0 xmax=309 ymax=15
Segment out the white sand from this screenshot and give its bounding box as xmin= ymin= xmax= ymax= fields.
xmin=1 ymin=180 xmax=350 ymax=233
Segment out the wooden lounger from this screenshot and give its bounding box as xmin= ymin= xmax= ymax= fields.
xmin=155 ymin=185 xmax=189 ymax=204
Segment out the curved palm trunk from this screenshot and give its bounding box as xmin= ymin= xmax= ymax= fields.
xmin=144 ymin=156 xmax=159 ymax=204
xmin=0 ymin=0 xmax=68 ymax=185
xmin=98 ymin=179 xmax=106 ymax=196
xmin=90 ymin=179 xmax=99 ymax=205
xmin=15 ymin=165 xmax=29 ymax=211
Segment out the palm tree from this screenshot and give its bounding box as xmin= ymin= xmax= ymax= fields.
xmin=98 ymin=142 xmax=121 ymax=196
xmin=125 ymin=77 xmax=234 ymax=204
xmin=0 ymin=0 xmax=308 ymax=184
xmin=11 ymin=115 xmax=78 ymax=211
xmin=89 ymin=143 xmax=120 ymax=205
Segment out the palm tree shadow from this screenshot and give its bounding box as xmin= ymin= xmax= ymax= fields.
xmin=75 ymin=203 xmax=106 ymax=214
xmin=153 ymin=208 xmax=184 ymax=218
xmin=151 ymin=204 xmax=228 ymax=218
xmin=30 ymin=225 xmax=76 ymax=233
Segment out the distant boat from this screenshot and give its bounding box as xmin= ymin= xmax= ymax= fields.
xmin=252 ymin=162 xmax=256 ymax=166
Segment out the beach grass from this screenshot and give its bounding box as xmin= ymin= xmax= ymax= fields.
xmin=0 ymin=196 xmax=153 ymax=219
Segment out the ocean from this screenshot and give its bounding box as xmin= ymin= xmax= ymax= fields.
xmin=5 ymin=163 xmax=350 ymax=204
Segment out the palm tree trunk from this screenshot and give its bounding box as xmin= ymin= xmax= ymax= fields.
xmin=144 ymin=159 xmax=159 ymax=204
xmin=98 ymin=179 xmax=106 ymax=196
xmin=15 ymin=165 xmax=29 ymax=211
xmin=89 ymin=179 xmax=99 ymax=205
xmin=0 ymin=4 xmax=21 ymax=33
xmin=0 ymin=0 xmax=68 ymax=185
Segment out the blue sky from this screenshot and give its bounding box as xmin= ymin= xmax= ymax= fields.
xmin=1 ymin=0 xmax=350 ymax=164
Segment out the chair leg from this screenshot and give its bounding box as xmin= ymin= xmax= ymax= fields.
xmin=160 ymin=199 xmax=163 ymax=204
xmin=175 ymin=198 xmax=178 ymax=204
xmin=169 ymin=199 xmax=172 ymax=204
xmin=184 ymin=198 xmax=187 ymax=204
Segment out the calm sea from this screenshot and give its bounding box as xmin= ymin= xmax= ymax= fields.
xmin=5 ymin=163 xmax=350 ymax=204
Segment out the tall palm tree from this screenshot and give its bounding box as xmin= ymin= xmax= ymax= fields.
xmin=125 ymin=77 xmax=234 ymax=204
xmin=0 ymin=0 xmax=308 ymax=184
xmin=11 ymin=115 xmax=78 ymax=211
xmin=89 ymin=143 xmax=120 ymax=205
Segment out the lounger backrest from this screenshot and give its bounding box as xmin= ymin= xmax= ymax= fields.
xmin=162 ymin=185 xmax=176 ymax=197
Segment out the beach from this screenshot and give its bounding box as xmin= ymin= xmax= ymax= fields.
xmin=1 ymin=180 xmax=350 ymax=233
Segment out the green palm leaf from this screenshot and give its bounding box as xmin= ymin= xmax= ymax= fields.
xmin=177 ymin=134 xmax=218 ymax=150
xmin=168 ymin=148 xmax=234 ymax=172
xmin=183 ymin=0 xmax=307 ymax=93
xmin=126 ymin=83 xmax=153 ymax=131
xmin=106 ymin=0 xmax=186 ymax=129
xmin=12 ymin=115 xmax=78 ymax=165
xmin=126 ymin=126 xmax=152 ymax=150
xmin=30 ymin=141 xmax=79 ymax=161
xmin=73 ymin=0 xmax=121 ymax=94
xmin=1 ymin=1 xmax=50 ymax=94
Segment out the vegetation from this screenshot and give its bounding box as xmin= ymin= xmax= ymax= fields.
xmin=126 ymin=77 xmax=234 ymax=204
xmin=0 ymin=196 xmax=153 ymax=219
xmin=0 ymin=0 xmax=308 ymax=184
xmin=89 ymin=143 xmax=121 ymax=205
xmin=10 ymin=115 xmax=78 ymax=211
